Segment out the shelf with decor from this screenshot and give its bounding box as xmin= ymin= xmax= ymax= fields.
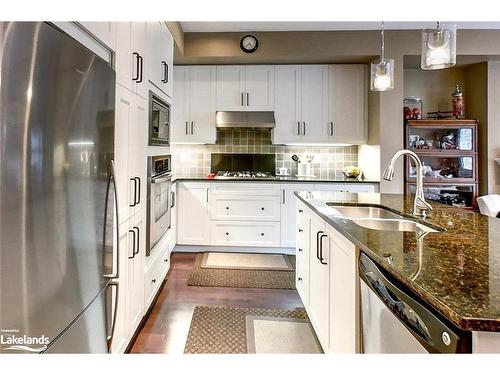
xmin=404 ymin=119 xmax=479 ymax=209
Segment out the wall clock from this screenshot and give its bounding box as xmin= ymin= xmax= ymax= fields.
xmin=240 ymin=35 xmax=259 ymax=53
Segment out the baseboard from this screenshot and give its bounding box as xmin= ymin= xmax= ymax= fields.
xmin=173 ymin=244 xmax=295 ymax=255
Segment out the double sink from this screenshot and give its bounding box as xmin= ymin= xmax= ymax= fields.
xmin=326 ymin=204 xmax=442 ymax=234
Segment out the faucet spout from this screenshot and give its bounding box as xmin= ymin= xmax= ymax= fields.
xmin=383 ymin=149 xmax=432 ymax=217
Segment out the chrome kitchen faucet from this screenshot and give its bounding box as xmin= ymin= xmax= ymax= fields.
xmin=383 ymin=149 xmax=432 ymax=218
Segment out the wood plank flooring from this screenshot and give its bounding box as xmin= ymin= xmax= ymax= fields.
xmin=130 ymin=252 xmax=304 ymax=353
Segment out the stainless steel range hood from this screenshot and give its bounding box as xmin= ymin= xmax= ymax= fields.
xmin=216 ymin=111 xmax=276 ymax=129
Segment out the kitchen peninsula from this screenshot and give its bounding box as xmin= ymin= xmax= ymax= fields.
xmin=294 ymin=190 xmax=500 ymax=353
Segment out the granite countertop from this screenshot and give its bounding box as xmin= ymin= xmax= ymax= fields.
xmin=172 ymin=174 xmax=380 ymax=184
xmin=294 ymin=191 xmax=500 ymax=332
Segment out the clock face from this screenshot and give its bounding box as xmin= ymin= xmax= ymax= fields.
xmin=240 ymin=35 xmax=258 ymax=53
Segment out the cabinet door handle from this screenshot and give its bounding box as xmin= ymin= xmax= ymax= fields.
xmin=298 ymin=248 xmax=303 ymax=252
xmin=132 ymin=52 xmax=140 ymax=81
xmin=282 ymin=189 xmax=285 ymax=204
xmin=185 ymin=121 xmax=188 ymax=135
xmin=128 ymin=229 xmax=136 ymax=259
xmin=330 ymin=122 xmax=335 ymax=136
xmin=298 ymin=277 xmax=303 ymax=282
xmin=165 ymin=63 xmax=169 ymax=83
xmin=152 ymin=278 xmax=156 ymax=284
xmin=161 ymin=61 xmax=167 ymax=83
xmin=138 ymin=54 xmax=144 ymax=83
xmin=246 ymin=92 xmax=249 ymax=107
xmin=133 ymin=226 xmax=140 ymax=255
xmin=134 ymin=177 xmax=141 ymax=205
xmin=319 ymin=234 xmax=328 ymax=265
xmin=241 ymin=93 xmax=244 ymax=106
xmin=298 ymin=228 xmax=303 ymax=233
xmin=297 ymin=122 xmax=301 ymax=135
xmin=164 ymin=258 xmax=168 ymax=263
xmin=316 ymin=231 xmax=324 ymax=261
xmin=129 ymin=178 xmax=138 ymax=207
xmin=298 ymin=209 xmax=303 ymax=213
xmin=302 ymin=122 xmax=306 ymax=135
xmin=170 ymin=191 xmax=175 ymax=208
xmin=191 ymin=121 xmax=194 ymax=134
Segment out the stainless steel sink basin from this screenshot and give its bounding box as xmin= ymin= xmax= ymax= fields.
xmin=327 ymin=205 xmax=404 ymax=220
xmin=326 ymin=204 xmax=441 ymax=233
xmin=351 ymin=218 xmax=438 ymax=233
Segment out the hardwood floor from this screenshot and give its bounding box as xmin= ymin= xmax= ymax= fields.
xmin=130 ymin=252 xmax=304 ymax=353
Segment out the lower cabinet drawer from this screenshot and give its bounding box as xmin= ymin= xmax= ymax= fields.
xmin=211 ymin=195 xmax=281 ymax=221
xmin=144 ymin=249 xmax=169 ymax=310
xmin=210 ymin=221 xmax=281 ymax=247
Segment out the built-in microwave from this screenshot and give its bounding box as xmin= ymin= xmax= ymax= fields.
xmin=149 ymin=91 xmax=170 ymax=146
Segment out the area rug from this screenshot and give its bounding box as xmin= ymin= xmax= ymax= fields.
xmin=200 ymin=252 xmax=294 ymax=271
xmin=187 ymin=253 xmax=295 ymax=289
xmin=184 ymin=306 xmax=321 ymax=354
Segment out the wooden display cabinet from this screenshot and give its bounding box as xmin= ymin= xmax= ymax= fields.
xmin=404 ymin=119 xmax=479 ymax=209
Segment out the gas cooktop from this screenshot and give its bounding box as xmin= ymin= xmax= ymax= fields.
xmin=215 ymin=171 xmax=275 ymax=180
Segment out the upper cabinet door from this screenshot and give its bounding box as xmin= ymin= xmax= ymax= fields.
xmin=328 ymin=65 xmax=367 ymax=144
xmin=114 ymin=23 xmax=133 ymax=91
xmin=216 ymin=66 xmax=246 ymax=111
xmin=147 ymin=22 xmax=173 ymax=98
xmin=190 ymin=66 xmax=217 ymax=143
xmin=171 ymin=66 xmax=191 ymax=143
xmin=274 ymin=65 xmax=302 ymax=144
xmin=301 ymin=65 xmax=329 ymax=143
xmin=244 ymin=65 xmax=275 ymax=111
xmin=79 ymin=22 xmax=117 ymax=50
xmin=131 ymin=22 xmax=148 ymax=99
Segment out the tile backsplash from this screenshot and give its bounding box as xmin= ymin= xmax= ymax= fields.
xmin=171 ymin=128 xmax=358 ymax=179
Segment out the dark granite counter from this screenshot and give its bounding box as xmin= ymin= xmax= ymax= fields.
xmin=294 ymin=191 xmax=500 ymax=332
xmin=172 ymin=174 xmax=380 ymax=184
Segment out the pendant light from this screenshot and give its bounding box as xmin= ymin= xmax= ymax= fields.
xmin=371 ymin=22 xmax=394 ymax=91
xmin=421 ymin=22 xmax=456 ymax=70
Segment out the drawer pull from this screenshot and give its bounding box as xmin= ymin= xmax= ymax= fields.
xmin=298 ymin=277 xmax=303 ymax=282
xmin=152 ymin=278 xmax=156 ymax=284
xmin=298 ymin=209 xmax=303 ymax=213
xmin=164 ymin=258 xmax=168 ymax=263
xmin=298 ymin=248 xmax=303 ymax=252
xmin=260 ymin=233 xmax=264 ymax=236
xmin=226 ymin=206 xmax=229 ymax=210
xmin=261 ymin=207 xmax=265 ymax=210
xmin=225 ymin=232 xmax=229 ymax=235
xmin=298 ymin=228 xmax=303 ymax=233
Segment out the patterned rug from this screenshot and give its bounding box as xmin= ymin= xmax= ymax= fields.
xmin=184 ymin=306 xmax=319 ymax=354
xmin=187 ymin=253 xmax=296 ymax=289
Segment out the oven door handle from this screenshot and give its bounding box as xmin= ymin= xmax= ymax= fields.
xmin=151 ymin=174 xmax=172 ymax=184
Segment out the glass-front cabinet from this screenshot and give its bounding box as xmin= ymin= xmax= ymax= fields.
xmin=405 ymin=119 xmax=479 ymax=209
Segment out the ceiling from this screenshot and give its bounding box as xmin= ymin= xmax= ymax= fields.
xmin=180 ymin=21 xmax=500 ymax=33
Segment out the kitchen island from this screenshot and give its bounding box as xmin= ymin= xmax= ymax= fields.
xmin=294 ymin=191 xmax=500 ymax=353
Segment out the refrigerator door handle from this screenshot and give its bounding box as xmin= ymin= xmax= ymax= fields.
xmin=104 ymin=160 xmax=120 ymax=280
xmin=106 ymin=281 xmax=119 ymax=352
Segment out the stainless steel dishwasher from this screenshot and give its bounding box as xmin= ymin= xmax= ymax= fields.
xmin=359 ymin=252 xmax=471 ymax=353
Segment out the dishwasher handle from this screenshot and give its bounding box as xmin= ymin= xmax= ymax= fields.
xmin=359 ymin=252 xmax=470 ymax=353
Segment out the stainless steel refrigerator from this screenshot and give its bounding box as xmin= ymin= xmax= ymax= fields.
xmin=0 ymin=22 xmax=118 ymax=353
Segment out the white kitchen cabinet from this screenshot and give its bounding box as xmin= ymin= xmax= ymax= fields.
xmin=210 ymin=193 xmax=281 ymax=221
xmin=177 ymin=182 xmax=210 ymax=245
xmin=328 ymin=65 xmax=367 ymax=144
xmin=300 ymin=65 xmax=329 ymax=143
xmin=344 ymin=184 xmax=377 ymax=193
xmin=210 ymin=221 xmax=281 ymax=247
xmin=144 ymin=237 xmax=171 ymax=310
xmin=147 ymin=22 xmax=173 ymax=98
xmin=274 ymin=65 xmax=302 ymax=144
xmin=131 ymin=22 xmax=149 ymax=99
xmin=172 ymin=66 xmax=217 ymax=143
xmin=313 ymin=183 xmax=345 ymax=192
xmin=115 ymin=85 xmax=147 ymax=222
xmin=327 ymin=226 xmax=358 ymax=353
xmin=126 ymin=213 xmax=145 ymax=336
xmin=216 ymin=66 xmax=245 ymax=111
xmin=78 ymin=22 xmax=116 ymax=50
xmin=115 ymin=23 xmax=133 ymax=91
xmin=110 ymin=220 xmax=131 ymax=354
xmin=296 ymin=201 xmax=311 ymax=308
xmin=308 ymin=213 xmax=330 ymax=350
xmin=216 ymin=65 xmax=274 ymax=111
xmin=245 ymin=65 xmax=275 ymax=111
xmin=280 ymin=183 xmax=310 ymax=247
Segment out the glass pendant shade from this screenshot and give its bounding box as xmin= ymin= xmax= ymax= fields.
xmin=371 ymin=59 xmax=394 ymax=91
xmin=421 ymin=23 xmax=456 ymax=70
